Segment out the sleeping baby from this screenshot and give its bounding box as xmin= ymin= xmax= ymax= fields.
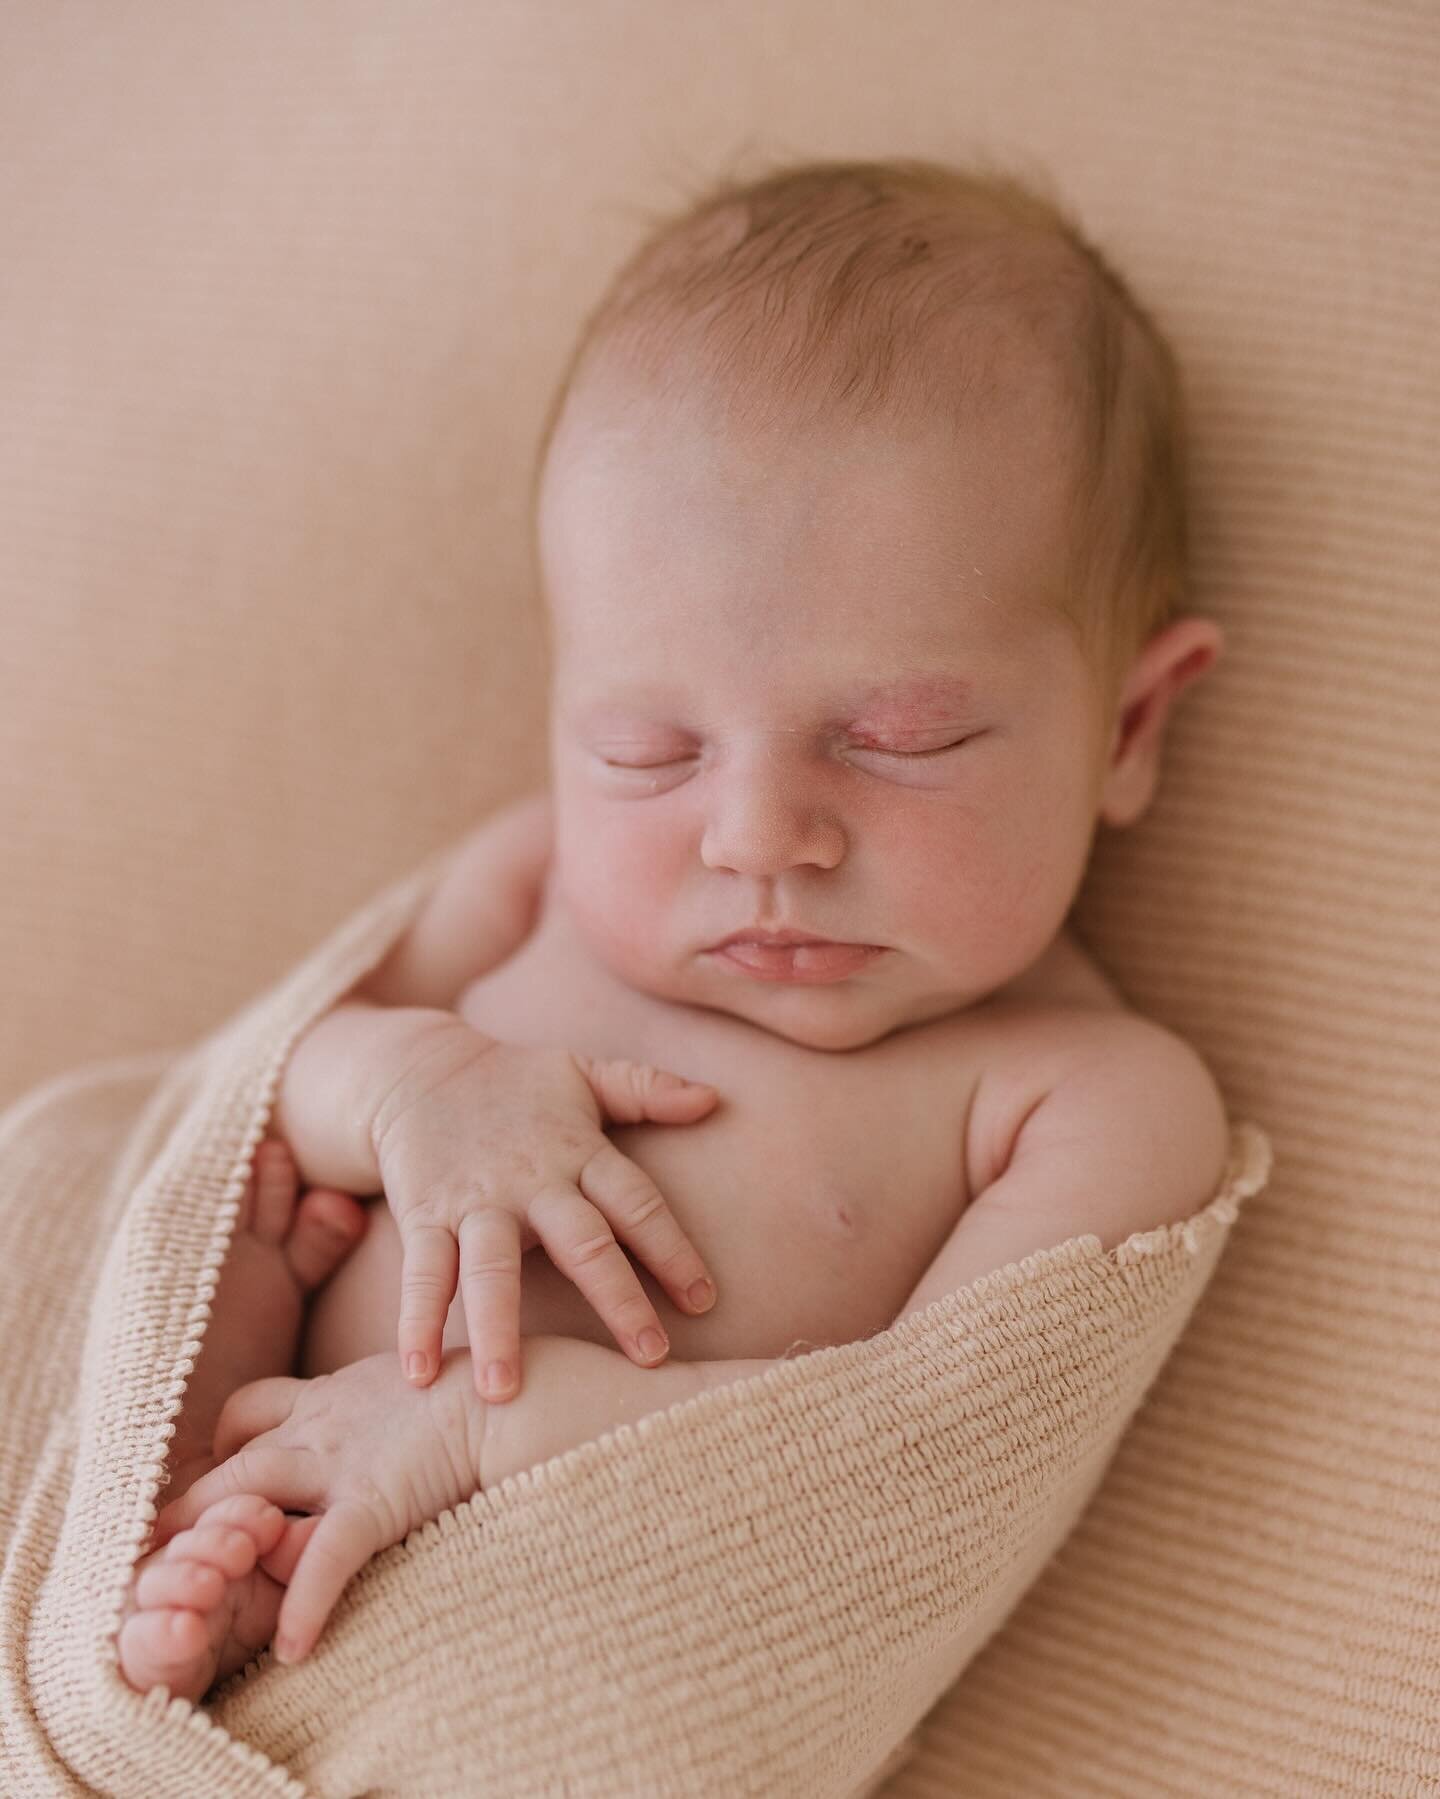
xmin=118 ymin=154 xmax=1232 ymax=1699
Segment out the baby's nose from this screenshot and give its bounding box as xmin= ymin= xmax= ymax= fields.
xmin=698 ymin=764 xmax=845 ymax=876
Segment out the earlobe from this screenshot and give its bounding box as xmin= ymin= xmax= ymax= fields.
xmin=1097 ymin=741 xmax=1158 ymax=829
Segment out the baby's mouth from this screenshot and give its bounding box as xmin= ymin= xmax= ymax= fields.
xmin=706 ymin=934 xmax=887 ymax=982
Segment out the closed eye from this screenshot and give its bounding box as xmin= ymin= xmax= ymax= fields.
xmin=598 ymin=736 xmax=976 ymax=771
xmin=858 ymin=737 xmax=972 ymax=761
xmin=598 ymin=754 xmax=696 ymax=770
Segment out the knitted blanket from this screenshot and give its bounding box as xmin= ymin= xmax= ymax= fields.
xmin=0 ymin=846 xmax=1272 ymax=1797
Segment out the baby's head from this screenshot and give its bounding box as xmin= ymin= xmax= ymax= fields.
xmin=531 ymin=155 xmax=1222 ymax=1051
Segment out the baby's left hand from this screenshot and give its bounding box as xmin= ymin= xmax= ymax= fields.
xmin=149 ymin=1350 xmax=489 ymax=1665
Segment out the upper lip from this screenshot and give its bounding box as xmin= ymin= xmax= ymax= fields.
xmin=714 ymin=928 xmax=857 ymax=949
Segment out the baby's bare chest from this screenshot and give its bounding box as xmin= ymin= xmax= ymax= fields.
xmin=452 ymin=938 xmax=980 ymax=1360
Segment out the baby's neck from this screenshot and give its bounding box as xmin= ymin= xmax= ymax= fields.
xmin=991 ymin=927 xmax=1122 ymax=1010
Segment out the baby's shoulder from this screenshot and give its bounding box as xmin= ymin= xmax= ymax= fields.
xmin=964 ymin=1004 xmax=1227 ymax=1200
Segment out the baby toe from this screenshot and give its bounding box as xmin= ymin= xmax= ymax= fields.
xmin=248 ymin=1139 xmax=301 ymax=1246
xmin=164 ymin=1520 xmax=262 ymax=1582
xmin=197 ymin=1495 xmax=289 ymax=1558
xmin=194 ymin=1492 xmax=286 ymax=1529
xmin=136 ymin=1557 xmax=227 ymax=1613
xmin=164 ymin=1503 xmax=282 ymax=1575
xmin=117 ymin=1607 xmax=212 ymax=1699
xmin=284 ymin=1187 xmax=369 ymax=1291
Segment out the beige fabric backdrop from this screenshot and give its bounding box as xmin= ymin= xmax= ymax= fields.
xmin=3 ymin=1 xmax=1437 ymax=1792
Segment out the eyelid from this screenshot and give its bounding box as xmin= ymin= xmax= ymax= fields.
xmin=858 ymin=736 xmax=972 ymax=761
xmin=596 ymin=735 xmax=974 ymax=770
xmin=595 ymin=745 xmax=697 ymax=766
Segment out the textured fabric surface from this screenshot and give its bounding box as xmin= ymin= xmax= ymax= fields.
xmin=2 ymin=0 xmax=1437 ymax=1792
xmin=0 ymin=843 xmax=1271 ymax=1796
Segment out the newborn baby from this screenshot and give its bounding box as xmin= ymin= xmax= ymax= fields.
xmin=119 ymin=155 xmax=1232 ymax=1699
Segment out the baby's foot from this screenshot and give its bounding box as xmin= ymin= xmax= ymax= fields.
xmin=164 ymin=1138 xmax=369 ymax=1499
xmin=118 ymin=1495 xmax=317 ymax=1698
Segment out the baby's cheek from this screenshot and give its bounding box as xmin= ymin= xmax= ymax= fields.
xmin=559 ymin=822 xmax=673 ymax=967
xmin=904 ymin=835 xmax=1040 ymax=963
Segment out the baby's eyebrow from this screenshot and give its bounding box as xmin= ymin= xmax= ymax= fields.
xmin=847 ymin=673 xmax=977 ymax=717
xmin=572 ymin=670 xmax=977 ymax=726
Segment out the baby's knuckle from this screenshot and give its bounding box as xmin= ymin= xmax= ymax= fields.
xmin=577 ymin=1141 xmax=619 ymax=1185
xmin=400 ymin=1269 xmax=454 ymax=1302
xmin=401 ymin=1191 xmax=456 ymax=1228
xmin=527 ymin=1179 xmax=580 ymax=1222
xmin=568 ymin=1227 xmax=618 ymax=1268
xmin=463 ymin=1253 xmax=517 ymax=1280
xmin=615 ymin=1179 xmax=666 ymax=1228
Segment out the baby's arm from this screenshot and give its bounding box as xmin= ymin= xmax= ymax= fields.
xmin=476 ymin=1335 xmax=775 ymax=1491
xmin=355 ymin=787 xmax=553 ymax=1012
xmin=892 ymin=1017 xmax=1230 ymax=1324
xmin=270 ymin=788 xmax=553 ymax=1196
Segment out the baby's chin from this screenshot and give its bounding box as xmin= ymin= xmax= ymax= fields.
xmin=692 ymin=989 xmax=900 ymax=1053
xmin=648 ymin=951 xmax=914 ymax=1053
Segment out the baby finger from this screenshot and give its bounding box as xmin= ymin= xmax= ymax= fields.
xmin=154 ymin=1443 xmax=319 ymax=1544
xmin=528 ymin=1180 xmax=671 ymax=1369
xmin=212 ymin=1375 xmax=305 ymax=1462
xmin=577 ymin=1138 xmax=716 ymax=1317
xmin=272 ymin=1499 xmax=385 ymax=1664
xmin=457 ymin=1208 xmax=523 ymax=1401
xmin=397 ymin=1219 xmax=460 ymax=1388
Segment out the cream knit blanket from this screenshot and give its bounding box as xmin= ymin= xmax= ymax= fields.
xmin=0 ymin=847 xmax=1272 ymax=1797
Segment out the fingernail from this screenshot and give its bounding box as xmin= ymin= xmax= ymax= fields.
xmin=687 ymin=1279 xmax=715 ymax=1311
xmin=637 ymin=1328 xmax=668 ymax=1363
xmin=274 ymin=1633 xmax=298 ymax=1664
xmin=406 ymin=1352 xmax=428 ymax=1381
xmin=485 ymin=1362 xmax=514 ymax=1398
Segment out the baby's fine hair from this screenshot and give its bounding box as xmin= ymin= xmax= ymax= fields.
xmin=533 ymin=152 xmax=1188 ymax=729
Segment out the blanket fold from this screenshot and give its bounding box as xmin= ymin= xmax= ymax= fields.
xmin=0 ymin=844 xmax=1272 ymax=1798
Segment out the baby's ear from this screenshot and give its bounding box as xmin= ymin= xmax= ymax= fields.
xmin=1098 ymin=615 xmax=1224 ymax=827
xmin=1171 ymin=617 xmax=1225 ymax=689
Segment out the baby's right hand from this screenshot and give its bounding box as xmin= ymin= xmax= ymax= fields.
xmin=368 ymin=1023 xmax=721 ymax=1401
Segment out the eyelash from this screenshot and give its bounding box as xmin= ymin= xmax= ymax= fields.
xmin=862 ymin=738 xmax=970 ymax=762
xmin=600 ymin=737 xmax=972 ymax=771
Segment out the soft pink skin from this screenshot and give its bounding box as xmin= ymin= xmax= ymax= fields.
xmin=536 ymin=379 xmax=1222 ymax=1053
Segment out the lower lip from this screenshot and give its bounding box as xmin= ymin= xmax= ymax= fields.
xmin=707 ymin=941 xmax=886 ymax=983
